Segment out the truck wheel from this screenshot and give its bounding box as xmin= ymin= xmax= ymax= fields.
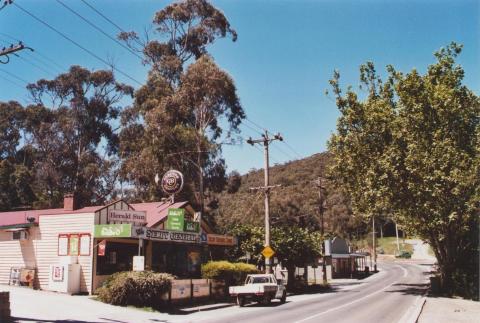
xmin=262 ymin=294 xmax=271 ymax=305
xmin=280 ymin=291 xmax=287 ymax=304
xmin=237 ymin=296 xmax=245 ymax=307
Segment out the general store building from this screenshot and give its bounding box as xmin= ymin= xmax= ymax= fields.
xmin=0 ymin=195 xmax=234 ymax=294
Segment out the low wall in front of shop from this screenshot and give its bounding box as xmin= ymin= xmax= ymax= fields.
xmin=167 ymin=279 xmax=227 ymax=305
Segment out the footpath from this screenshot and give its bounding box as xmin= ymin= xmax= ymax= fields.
xmin=404 ymin=239 xmax=480 ymax=323
xmin=417 ymin=296 xmax=480 ymax=323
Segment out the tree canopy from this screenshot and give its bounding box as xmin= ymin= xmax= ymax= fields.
xmin=0 ymin=66 xmax=133 ymax=210
xmin=118 ymin=0 xmax=244 ymax=216
xmin=328 ymin=42 xmax=479 ymax=299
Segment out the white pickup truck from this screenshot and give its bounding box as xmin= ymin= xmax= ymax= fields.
xmin=229 ymin=274 xmax=287 ymax=306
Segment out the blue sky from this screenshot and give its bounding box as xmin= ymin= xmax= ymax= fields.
xmin=0 ymin=0 xmax=478 ymax=174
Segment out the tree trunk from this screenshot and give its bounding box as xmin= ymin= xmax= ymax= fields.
xmin=286 ymin=264 xmax=296 ymax=291
xmin=197 ymin=141 xmax=204 ymax=212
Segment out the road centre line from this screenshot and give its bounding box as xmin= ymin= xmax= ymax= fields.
xmin=293 ymin=281 xmax=397 ymax=323
xmin=293 ymin=265 xmax=407 ymax=323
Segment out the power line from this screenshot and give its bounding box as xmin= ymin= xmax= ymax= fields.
xmin=246 ymin=116 xmax=303 ymax=159
xmin=16 ymin=54 xmax=56 ymax=77
xmin=27 ymin=50 xmax=65 ymax=73
xmin=0 ymin=74 xmax=26 ymax=90
xmin=245 ymin=117 xmax=268 ymax=133
xmin=241 ymin=122 xmax=263 ymax=136
xmin=0 ymin=32 xmax=19 ymax=43
xmin=0 ymin=33 xmax=66 ymax=71
xmin=271 ymin=142 xmax=295 ymax=161
xmin=55 ymin=0 xmax=143 ymax=61
xmin=80 ymin=0 xmax=144 ymax=47
xmin=13 ymin=1 xmax=143 ymax=86
xmin=282 ymin=139 xmax=303 ymax=159
xmin=0 ymin=67 xmax=29 ymax=84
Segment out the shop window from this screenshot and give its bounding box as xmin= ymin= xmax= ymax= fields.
xmin=96 ymin=242 xmax=138 ymax=275
xmin=58 ymin=233 xmax=91 ymax=256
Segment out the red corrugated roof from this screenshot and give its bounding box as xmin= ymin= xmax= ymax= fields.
xmin=0 ymin=201 xmax=190 ymax=228
xmin=0 ymin=206 xmax=102 ymax=227
xmin=131 ymin=201 xmax=188 ymax=227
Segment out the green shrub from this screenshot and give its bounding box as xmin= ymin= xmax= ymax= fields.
xmin=95 ymin=271 xmax=174 ymax=308
xmin=201 ymin=261 xmax=259 ymax=285
xmin=396 ymin=250 xmax=412 ymax=259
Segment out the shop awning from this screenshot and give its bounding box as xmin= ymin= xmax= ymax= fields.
xmin=0 ymin=223 xmax=37 ymax=230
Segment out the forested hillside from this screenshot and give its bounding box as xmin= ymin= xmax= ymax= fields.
xmin=213 ymin=152 xmax=368 ymax=239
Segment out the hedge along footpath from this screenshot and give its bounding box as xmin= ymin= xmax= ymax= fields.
xmin=95 ymin=271 xmax=174 ymax=309
xmin=201 ymin=261 xmax=259 ymax=286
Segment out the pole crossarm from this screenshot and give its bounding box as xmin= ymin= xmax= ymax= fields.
xmin=0 ymin=0 xmax=13 ymax=12
xmin=0 ymin=42 xmax=34 ymax=64
xmin=249 ymin=184 xmax=282 ymax=191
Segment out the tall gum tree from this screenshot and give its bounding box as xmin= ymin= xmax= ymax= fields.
xmin=328 ymin=43 xmax=479 ymax=298
xmin=119 ymin=0 xmax=244 ymax=214
xmin=24 ymin=66 xmax=133 ymax=208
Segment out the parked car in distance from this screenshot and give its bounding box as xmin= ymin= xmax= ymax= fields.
xmin=229 ymin=274 xmax=287 ymax=307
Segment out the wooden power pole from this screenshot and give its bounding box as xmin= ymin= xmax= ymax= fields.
xmin=315 ymin=177 xmax=328 ymax=284
xmin=247 ymin=130 xmax=282 ymax=274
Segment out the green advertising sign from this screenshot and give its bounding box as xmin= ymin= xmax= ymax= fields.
xmin=184 ymin=221 xmax=200 ymax=233
xmin=94 ymin=224 xmax=132 ymax=238
xmin=166 ymin=208 xmax=185 ymax=231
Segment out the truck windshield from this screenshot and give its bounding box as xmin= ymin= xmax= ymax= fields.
xmin=250 ymin=277 xmax=270 ymax=284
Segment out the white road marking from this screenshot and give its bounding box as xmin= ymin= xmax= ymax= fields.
xmin=293 ymin=265 xmax=408 ymax=323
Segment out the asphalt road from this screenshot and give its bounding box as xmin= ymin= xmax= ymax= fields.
xmin=3 ymin=259 xmax=432 ymax=323
xmin=185 ymin=260 xmax=432 ymax=323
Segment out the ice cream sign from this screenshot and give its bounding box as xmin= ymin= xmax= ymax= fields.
xmin=94 ymin=224 xmax=132 ymax=238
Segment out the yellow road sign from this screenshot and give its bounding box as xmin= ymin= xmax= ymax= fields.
xmin=261 ymin=246 xmax=275 ymax=259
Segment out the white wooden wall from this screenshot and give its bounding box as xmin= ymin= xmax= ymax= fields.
xmin=35 ymin=213 xmax=95 ymax=293
xmin=0 ymin=227 xmax=39 ymax=286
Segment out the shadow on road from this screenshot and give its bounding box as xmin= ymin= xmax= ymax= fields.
xmin=385 ymin=283 xmax=429 ymax=296
xmin=164 ymin=303 xmax=234 ymax=315
xmin=12 ymin=317 xmax=107 ymax=323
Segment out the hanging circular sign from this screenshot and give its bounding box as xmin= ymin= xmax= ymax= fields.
xmin=161 ymin=170 xmax=184 ymax=195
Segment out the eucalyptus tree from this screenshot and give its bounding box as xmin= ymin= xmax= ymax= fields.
xmin=119 ymin=0 xmax=244 ymax=212
xmin=24 ymin=66 xmax=133 ymax=208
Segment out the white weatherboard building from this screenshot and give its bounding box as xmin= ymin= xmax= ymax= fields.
xmin=0 ymin=195 xmax=234 ymax=294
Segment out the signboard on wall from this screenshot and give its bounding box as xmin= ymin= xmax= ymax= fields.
xmin=207 ymin=234 xmax=236 ymax=246
xmin=184 ymin=221 xmax=199 ymax=233
xmin=58 ymin=235 xmax=69 ymax=256
xmin=69 ymin=235 xmax=79 ymax=255
xmin=108 ymin=210 xmax=147 ymax=224
xmin=98 ymin=240 xmax=106 ymax=256
xmin=79 ymin=234 xmax=91 ymax=256
xmin=52 ymin=265 xmax=64 ymax=282
xmin=133 ymin=256 xmax=145 ymax=271
xmin=166 ymin=208 xmax=185 ymax=231
xmin=94 ymin=224 xmax=132 ymax=238
xmin=133 ymin=227 xmax=199 ymax=243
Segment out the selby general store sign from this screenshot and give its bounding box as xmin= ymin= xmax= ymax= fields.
xmin=132 ymin=226 xmax=199 ymax=243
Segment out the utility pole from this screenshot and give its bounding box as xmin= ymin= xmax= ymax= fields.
xmin=0 ymin=2 xmax=34 ymax=64
xmin=247 ymin=130 xmax=283 ymax=274
xmin=314 ymin=177 xmax=328 ymax=284
xmin=372 ymin=216 xmax=377 ymax=272
xmin=395 ymin=222 xmax=400 ymax=254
